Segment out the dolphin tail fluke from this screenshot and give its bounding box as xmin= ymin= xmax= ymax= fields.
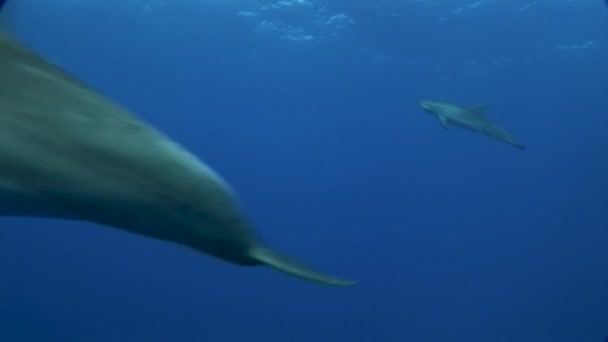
xmin=511 ymin=142 xmax=525 ymax=150
xmin=249 ymin=247 xmax=358 ymax=287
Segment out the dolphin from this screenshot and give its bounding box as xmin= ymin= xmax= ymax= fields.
xmin=0 ymin=28 xmax=356 ymax=285
xmin=419 ymin=100 xmax=525 ymax=150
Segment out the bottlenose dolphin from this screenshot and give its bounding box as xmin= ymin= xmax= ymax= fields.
xmin=419 ymin=100 xmax=525 ymax=150
xmin=0 ymin=26 xmax=356 ymax=284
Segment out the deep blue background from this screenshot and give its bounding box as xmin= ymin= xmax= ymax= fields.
xmin=1 ymin=0 xmax=607 ymax=341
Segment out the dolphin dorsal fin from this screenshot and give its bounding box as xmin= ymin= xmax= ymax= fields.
xmin=249 ymin=247 xmax=358 ymax=287
xmin=469 ymin=104 xmax=487 ymax=117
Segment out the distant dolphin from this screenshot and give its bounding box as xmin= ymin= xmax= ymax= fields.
xmin=0 ymin=29 xmax=356 ymax=286
xmin=419 ymin=100 xmax=525 ymax=150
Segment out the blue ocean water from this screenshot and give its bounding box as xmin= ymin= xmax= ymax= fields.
xmin=1 ymin=0 xmax=607 ymax=341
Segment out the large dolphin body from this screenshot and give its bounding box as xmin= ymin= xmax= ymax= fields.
xmin=0 ymin=9 xmax=355 ymax=286
xmin=419 ymin=100 xmax=525 ymax=150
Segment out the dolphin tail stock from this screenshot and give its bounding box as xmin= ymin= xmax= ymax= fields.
xmin=249 ymin=247 xmax=358 ymax=287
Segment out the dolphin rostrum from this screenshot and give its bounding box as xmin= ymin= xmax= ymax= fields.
xmin=0 ymin=29 xmax=356 ymax=286
xmin=419 ymin=100 xmax=525 ymax=150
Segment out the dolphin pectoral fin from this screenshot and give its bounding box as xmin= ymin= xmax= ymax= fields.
xmin=438 ymin=116 xmax=449 ymax=128
xmin=249 ymin=247 xmax=358 ymax=287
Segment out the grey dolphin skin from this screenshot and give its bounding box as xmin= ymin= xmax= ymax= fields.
xmin=419 ymin=100 xmax=525 ymax=150
xmin=0 ymin=30 xmax=356 ymax=286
